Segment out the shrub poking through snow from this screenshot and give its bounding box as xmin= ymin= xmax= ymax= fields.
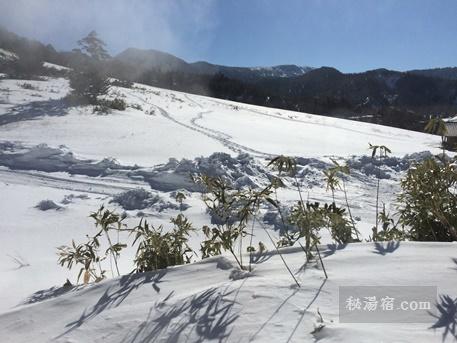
xmin=110 ymin=78 xmax=133 ymax=88
xmin=398 ymin=157 xmax=457 ymax=241
xmin=195 ymin=175 xmax=249 ymax=269
xmin=89 ymin=206 xmax=127 ymax=277
xmin=372 ymin=204 xmax=405 ymax=241
xmin=286 ymin=200 xmax=355 ymax=260
xmin=57 ymin=206 xmax=127 ymax=284
xmin=131 ymin=214 xmax=194 ymax=272
xmin=58 ymin=238 xmax=106 ymax=284
xmin=288 ymin=201 xmax=325 ymax=261
xmin=324 ymin=202 xmax=357 ymax=244
xmin=195 ymin=174 xmax=274 ymax=269
xmin=195 ymin=173 xmax=301 ymax=285
xmin=200 ymin=224 xmax=247 ymax=267
xmin=68 ymin=68 xmax=110 ymax=105
xmin=130 ymin=103 xmax=143 ymax=111
xmin=58 ymin=206 xmax=196 ymax=282
xmin=267 ymin=156 xmax=326 ymax=256
xmin=93 ymin=103 xmax=110 ymax=114
xmin=35 ymin=199 xmax=61 ymax=211
xmin=19 ymin=82 xmax=37 ymax=90
xmin=174 ymin=191 xmax=188 ymax=212
xmin=323 ymin=159 xmax=360 ymax=241
xmin=105 ymin=97 xmax=126 ymax=111
xmin=93 ymin=98 xmax=127 ymax=113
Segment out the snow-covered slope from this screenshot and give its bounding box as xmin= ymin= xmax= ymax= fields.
xmin=0 ymin=48 xmax=18 ymax=62
xmin=0 ymin=78 xmax=442 ymax=165
xmin=42 ymin=62 xmax=71 ymax=72
xmin=1 ymin=243 xmax=456 ymax=342
xmin=0 ymin=76 xmax=453 ymax=342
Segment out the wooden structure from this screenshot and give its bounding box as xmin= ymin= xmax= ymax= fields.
xmin=443 ymin=116 xmax=457 ymax=147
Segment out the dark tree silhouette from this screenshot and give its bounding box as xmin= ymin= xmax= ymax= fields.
xmin=77 ymin=31 xmax=110 ymax=61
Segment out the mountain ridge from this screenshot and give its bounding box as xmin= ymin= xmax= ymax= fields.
xmin=2 ymin=26 xmax=457 ymax=133
xmin=115 ymin=47 xmax=314 ymax=81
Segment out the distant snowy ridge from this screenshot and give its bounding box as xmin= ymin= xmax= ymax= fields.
xmin=0 ymin=48 xmax=18 ymax=62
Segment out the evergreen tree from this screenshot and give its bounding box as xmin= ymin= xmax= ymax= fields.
xmin=77 ymin=31 xmax=110 ymax=61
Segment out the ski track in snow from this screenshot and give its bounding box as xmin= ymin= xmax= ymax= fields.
xmin=0 ymin=168 xmax=143 ymax=196
xmin=190 ymin=111 xmax=232 ymax=141
xmin=183 ymin=93 xmax=204 ymax=109
xmin=204 ymin=96 xmax=417 ymax=142
xmin=155 ymin=105 xmax=272 ymax=157
xmin=125 ymin=88 xmax=272 ymax=158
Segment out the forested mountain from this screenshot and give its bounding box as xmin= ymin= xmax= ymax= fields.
xmin=115 ymin=47 xmax=313 ymax=82
xmin=1 ymin=26 xmax=456 ymax=132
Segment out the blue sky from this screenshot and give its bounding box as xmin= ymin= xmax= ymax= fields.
xmin=0 ymin=0 xmax=456 ymax=72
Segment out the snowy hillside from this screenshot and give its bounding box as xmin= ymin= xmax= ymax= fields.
xmin=0 ymin=74 xmax=453 ymax=342
xmin=1 ymin=243 xmax=456 ymax=343
xmin=0 ymin=48 xmax=18 ymax=62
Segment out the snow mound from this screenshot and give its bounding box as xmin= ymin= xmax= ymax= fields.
xmin=111 ymin=188 xmax=159 ymax=210
xmin=0 ymin=142 xmax=135 ymax=176
xmin=35 ymin=199 xmax=61 ymax=211
xmin=60 ymin=194 xmax=89 ymax=204
xmin=110 ymin=188 xmax=189 ymax=213
xmin=42 ymin=62 xmax=71 ymax=72
xmin=229 ymin=268 xmax=252 ymax=280
xmin=348 ymin=151 xmax=434 ymax=179
xmin=145 ymin=152 xmax=271 ymax=192
xmin=263 ymin=205 xmax=295 ymax=234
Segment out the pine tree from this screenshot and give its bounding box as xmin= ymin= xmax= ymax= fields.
xmin=77 ymin=31 xmax=110 ymax=61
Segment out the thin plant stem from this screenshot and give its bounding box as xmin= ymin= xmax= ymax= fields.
xmin=274 ymin=188 xmax=287 ymax=235
xmin=314 ymin=243 xmax=328 ymax=279
xmin=293 ymin=175 xmax=315 ymax=262
xmin=239 ymin=229 xmax=243 ymax=269
xmin=248 ymin=211 xmax=258 ymax=272
xmin=274 ymin=187 xmax=309 ymax=256
xmin=229 ymin=247 xmax=243 ymax=270
xmin=374 ymin=153 xmax=381 ymax=234
xmin=294 ymin=175 xmax=306 ymax=210
xmin=104 ymin=230 xmax=120 ymax=276
xmin=342 ymin=180 xmax=360 ymax=241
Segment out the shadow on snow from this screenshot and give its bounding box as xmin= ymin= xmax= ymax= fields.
xmin=373 ymin=241 xmax=400 ymax=256
xmin=123 ymin=285 xmax=241 ymax=343
xmin=56 ymin=269 xmax=167 ymax=339
xmin=0 ymin=98 xmax=69 ymax=126
xmin=429 ymin=294 xmax=457 ymax=341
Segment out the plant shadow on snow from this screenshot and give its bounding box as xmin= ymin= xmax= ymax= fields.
xmin=373 ymin=241 xmax=400 ymax=255
xmin=451 ymin=258 xmax=457 ymax=271
xmin=249 ymin=278 xmax=328 ymax=342
xmin=124 ymin=285 xmax=242 ymax=343
xmin=321 ymin=243 xmax=348 ymax=258
xmin=7 ymin=253 xmax=30 ymax=270
xmin=249 ymin=249 xmax=274 ymax=265
xmin=23 ymin=284 xmax=76 ymax=305
xmin=286 ymin=279 xmax=328 ymax=343
xmin=429 ymin=294 xmax=457 ymax=341
xmin=249 ymin=288 xmax=300 ymax=342
xmin=56 ymin=269 xmax=167 ymax=339
xmin=0 ymin=99 xmax=69 ymax=126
